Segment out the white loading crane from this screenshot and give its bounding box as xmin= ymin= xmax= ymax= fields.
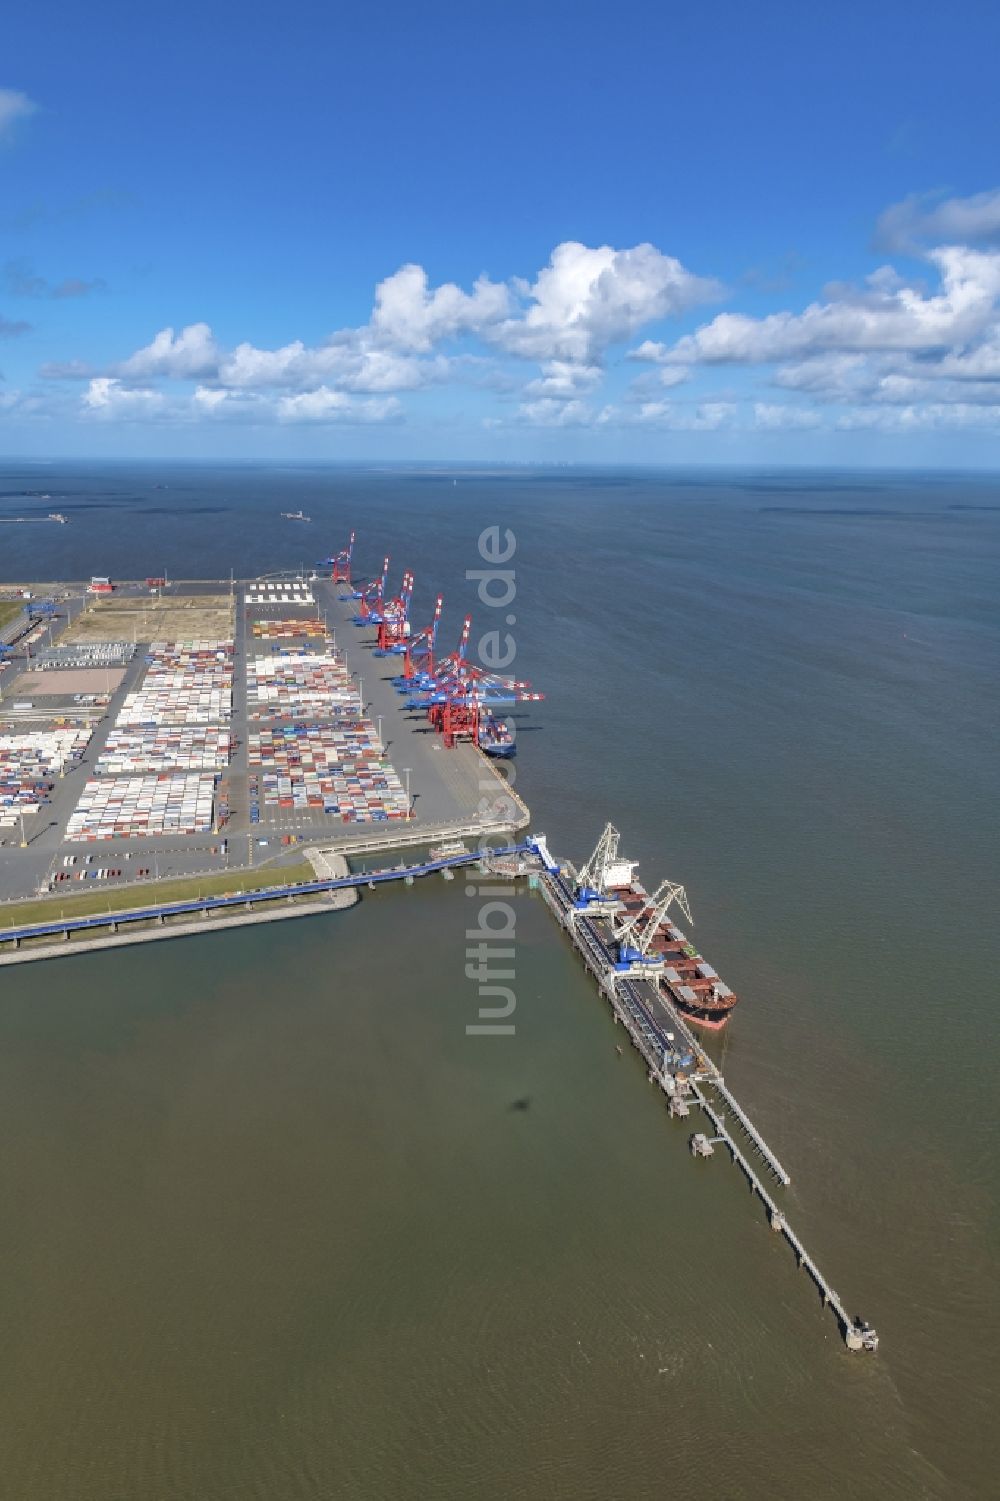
xmin=612 ymin=877 xmax=694 ymax=962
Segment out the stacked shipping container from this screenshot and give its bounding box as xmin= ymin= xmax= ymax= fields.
xmin=0 ymin=726 xmax=93 ymax=826
xmin=65 ymin=773 xmax=216 ymax=840
xmin=62 ymin=637 xmax=234 ymax=838
xmin=246 ymin=724 xmax=408 ymax=820
xmin=96 ymin=727 xmax=233 ymax=774
xmin=246 ymin=653 xmax=358 ymax=720
xmin=252 ymin=619 xmax=327 ymax=640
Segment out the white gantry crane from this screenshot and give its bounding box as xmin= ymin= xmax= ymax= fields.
xmin=612 ymin=877 xmax=694 ymax=964
xmin=575 ymin=822 xmax=638 ymax=907
xmin=575 ymin=821 xmax=620 ymax=892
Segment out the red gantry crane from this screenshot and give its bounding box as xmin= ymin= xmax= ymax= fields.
xmin=374 ymin=570 xmax=414 ymax=653
xmin=352 ymin=555 xmax=390 ymax=624
xmin=331 ymin=530 xmax=355 ymax=586
xmin=318 ymin=531 xmax=355 ymax=586
xmin=391 ymin=594 xmax=443 ymax=685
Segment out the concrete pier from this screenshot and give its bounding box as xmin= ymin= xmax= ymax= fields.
xmin=0 ymin=894 xmax=352 ymax=966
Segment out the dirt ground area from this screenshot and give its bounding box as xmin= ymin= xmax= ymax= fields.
xmin=5 ymin=667 xmax=126 ymax=697
xmin=65 ymin=595 xmax=235 ymax=642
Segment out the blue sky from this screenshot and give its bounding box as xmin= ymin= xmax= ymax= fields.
xmin=2 ymin=0 xmax=1000 ymax=464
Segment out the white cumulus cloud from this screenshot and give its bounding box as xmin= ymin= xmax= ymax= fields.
xmin=600 ymin=400 xmax=737 ymax=431
xmin=665 ymin=247 xmax=1000 ymax=365
xmin=275 ymin=389 xmax=402 ymax=423
xmin=753 ymin=402 xmax=823 ymax=430
xmin=626 ymin=365 xmax=691 ymax=400
xmin=522 ymin=361 xmax=602 ymax=399
xmin=628 ymin=340 xmax=673 ymax=363
xmin=771 ymin=349 xmax=1000 ymax=409
xmin=934 ymin=333 xmax=1000 ymax=380
xmin=772 ymin=353 xmax=874 ymax=395
xmin=0 ymin=88 xmax=37 ymax=142
xmin=370 ymin=264 xmax=509 ymax=352
xmin=59 ymin=239 xmax=725 ymax=429
xmin=492 ymin=241 xmax=721 ymax=363
xmin=517 ymin=397 xmax=594 ymax=427
xmin=192 ymin=386 xmax=230 ymax=412
xmin=218 ymin=337 xmax=448 ymax=393
xmin=877 ymin=188 xmax=1000 ymax=251
xmin=118 ymin=323 xmax=220 ymax=381
xmin=52 ymin=211 xmax=1000 ymax=438
xmin=78 ymin=380 xmax=403 ymax=426
xmin=82 ymin=378 xmax=167 ymax=418
xmin=835 ymin=403 xmax=1000 ymax=432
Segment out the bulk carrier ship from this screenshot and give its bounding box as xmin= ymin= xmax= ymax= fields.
xmin=610 ymin=878 xmax=739 ymax=1029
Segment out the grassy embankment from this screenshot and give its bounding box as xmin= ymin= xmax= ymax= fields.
xmin=0 ymin=861 xmax=317 ymax=936
xmin=0 ymin=600 xmax=25 ymax=632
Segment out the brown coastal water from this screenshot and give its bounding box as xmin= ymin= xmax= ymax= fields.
xmin=0 ymin=463 xmax=996 ymax=1498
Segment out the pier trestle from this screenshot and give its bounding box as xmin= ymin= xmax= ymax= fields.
xmin=532 ymin=862 xmax=877 ymax=1354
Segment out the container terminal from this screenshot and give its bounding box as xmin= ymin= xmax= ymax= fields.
xmin=0 ymin=533 xmax=877 ymax=1356
xmin=0 ymin=551 xmax=530 ymax=907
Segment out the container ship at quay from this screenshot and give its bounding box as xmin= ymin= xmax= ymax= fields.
xmin=477 ymin=713 xmax=516 ymax=758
